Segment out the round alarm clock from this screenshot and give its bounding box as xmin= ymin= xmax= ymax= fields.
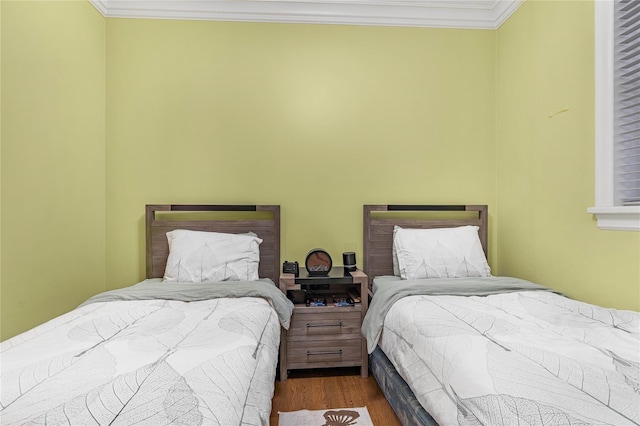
xmin=305 ymin=248 xmax=332 ymax=276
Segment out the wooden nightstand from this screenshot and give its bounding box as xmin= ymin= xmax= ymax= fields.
xmin=278 ymin=268 xmax=369 ymax=381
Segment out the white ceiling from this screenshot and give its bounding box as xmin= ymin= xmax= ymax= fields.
xmin=89 ymin=0 xmax=524 ymax=29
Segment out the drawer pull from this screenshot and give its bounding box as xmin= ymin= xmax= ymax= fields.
xmin=307 ymin=349 xmax=343 ymax=356
xmin=306 ymin=322 xmax=342 ymax=328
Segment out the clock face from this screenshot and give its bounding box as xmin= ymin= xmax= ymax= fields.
xmin=305 ymin=249 xmax=332 ymax=276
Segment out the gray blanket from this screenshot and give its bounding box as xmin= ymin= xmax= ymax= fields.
xmin=361 ymin=276 xmax=558 ymax=353
xmin=81 ymin=278 xmax=294 ymax=329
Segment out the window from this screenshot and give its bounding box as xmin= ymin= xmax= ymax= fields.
xmin=589 ymin=0 xmax=640 ymax=231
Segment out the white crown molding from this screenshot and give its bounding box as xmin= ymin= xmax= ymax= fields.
xmin=89 ymin=0 xmax=524 ymax=29
xmin=91 ymin=0 xmax=110 ymax=16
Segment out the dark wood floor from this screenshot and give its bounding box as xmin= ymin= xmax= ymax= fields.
xmin=270 ymin=368 xmax=401 ymax=426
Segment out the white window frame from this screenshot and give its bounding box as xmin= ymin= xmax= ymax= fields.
xmin=588 ymin=0 xmax=640 ymax=231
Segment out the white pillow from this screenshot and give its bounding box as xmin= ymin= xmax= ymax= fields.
xmin=163 ymin=229 xmax=263 ymax=282
xmin=392 ymin=226 xmax=400 ymax=276
xmin=393 ymin=225 xmax=491 ymax=280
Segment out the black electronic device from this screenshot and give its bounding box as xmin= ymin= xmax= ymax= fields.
xmin=283 ymin=260 xmax=299 ymax=277
xmin=343 ymin=252 xmax=357 ymax=272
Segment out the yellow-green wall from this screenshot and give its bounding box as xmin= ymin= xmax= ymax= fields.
xmin=496 ymin=0 xmax=640 ymax=310
xmin=105 ymin=20 xmax=498 ymax=289
xmin=1 ymin=0 xmax=106 ymax=340
xmin=1 ymin=1 xmax=3 ymax=336
xmin=2 ymin=0 xmax=638 ymax=341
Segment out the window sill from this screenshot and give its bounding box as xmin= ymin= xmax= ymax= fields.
xmin=587 ymin=206 xmax=640 ymax=231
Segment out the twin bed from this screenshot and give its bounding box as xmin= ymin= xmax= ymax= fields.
xmin=361 ymin=204 xmax=640 ymax=426
xmin=2 ymin=203 xmax=638 ymax=426
xmin=0 ymin=204 xmax=292 ymax=426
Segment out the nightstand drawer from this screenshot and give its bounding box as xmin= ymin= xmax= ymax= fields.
xmin=288 ymin=311 xmax=361 ymax=339
xmin=286 ymin=339 xmax=362 ymax=368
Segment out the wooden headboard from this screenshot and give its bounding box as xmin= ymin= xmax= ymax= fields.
xmin=363 ymin=204 xmax=488 ymax=279
xmin=146 ymin=204 xmax=281 ymax=283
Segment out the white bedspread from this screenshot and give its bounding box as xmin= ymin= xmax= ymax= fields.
xmin=377 ymin=290 xmax=640 ymax=426
xmin=1 ymin=292 xmax=284 ymax=425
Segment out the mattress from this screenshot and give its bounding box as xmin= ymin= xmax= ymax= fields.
xmin=0 ymin=279 xmax=293 ymax=426
xmin=363 ymin=276 xmax=640 ymax=426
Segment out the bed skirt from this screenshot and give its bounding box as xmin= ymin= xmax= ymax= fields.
xmin=369 ymin=346 xmax=438 ymax=426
